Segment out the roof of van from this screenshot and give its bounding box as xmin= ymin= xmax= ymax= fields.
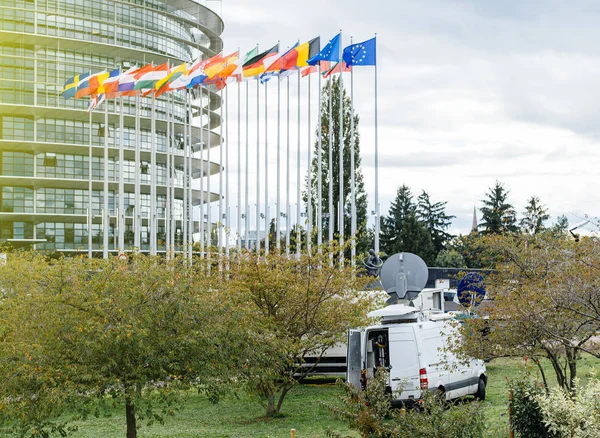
xmin=368 ymin=304 xmax=419 ymax=318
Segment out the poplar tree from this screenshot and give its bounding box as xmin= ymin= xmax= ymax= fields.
xmin=306 ymin=76 xmax=369 ymax=254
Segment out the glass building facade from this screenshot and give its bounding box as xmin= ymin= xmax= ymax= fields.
xmin=0 ymin=0 xmax=223 ymax=256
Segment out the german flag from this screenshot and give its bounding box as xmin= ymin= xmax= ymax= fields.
xmin=242 ymin=44 xmax=279 ymax=78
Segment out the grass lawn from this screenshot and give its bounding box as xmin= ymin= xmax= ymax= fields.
xmin=2 ymin=356 xmax=599 ymax=437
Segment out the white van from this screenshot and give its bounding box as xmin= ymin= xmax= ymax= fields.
xmin=347 ymin=304 xmax=487 ymax=405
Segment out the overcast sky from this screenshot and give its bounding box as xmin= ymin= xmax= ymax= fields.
xmin=203 ymin=0 xmax=600 ymax=237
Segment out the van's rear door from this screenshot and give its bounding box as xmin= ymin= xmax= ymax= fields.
xmin=346 ymin=329 xmax=362 ymax=389
xmin=388 ymin=326 xmax=421 ymax=399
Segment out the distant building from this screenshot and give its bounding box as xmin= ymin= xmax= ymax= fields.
xmin=471 ymin=205 xmax=478 ymax=233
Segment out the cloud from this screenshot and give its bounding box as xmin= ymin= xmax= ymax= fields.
xmin=202 ymin=0 xmax=600 ymax=237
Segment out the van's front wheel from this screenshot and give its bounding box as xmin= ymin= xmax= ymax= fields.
xmin=474 ymin=378 xmax=486 ymax=401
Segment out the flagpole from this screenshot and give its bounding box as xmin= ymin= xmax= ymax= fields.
xmin=165 ymin=93 xmax=171 ymax=258
xmin=170 ymin=94 xmax=176 ymax=257
xmin=328 ymin=75 xmax=334 ymax=265
xmin=256 ymin=71 xmax=261 ymax=254
xmin=199 ymin=89 xmax=205 ymax=257
xmin=296 ymin=68 xmax=301 ymax=259
xmin=182 ymin=92 xmax=188 ymax=257
xmin=276 ymin=71 xmax=281 ymax=251
xmin=306 ymin=69 xmax=312 ymax=254
xmin=317 ymin=63 xmax=323 ymax=251
xmin=188 ymin=90 xmax=194 ymax=261
xmin=350 ymin=36 xmax=356 ymax=267
xmin=374 ymin=33 xmax=380 ymax=256
xmin=103 ymin=99 xmax=109 ymax=258
xmin=207 ymin=85 xmax=212 ymax=260
xmin=118 ymin=96 xmax=125 ymax=253
xmin=88 ymin=110 xmax=92 ymax=258
xmin=285 ymin=75 xmax=291 ymax=257
xmin=264 ymin=77 xmax=269 ymax=255
xmin=134 ymin=93 xmax=141 ymax=250
xmin=237 ymin=63 xmax=242 ymax=252
xmin=338 ymin=30 xmax=345 ymax=267
xmin=218 ymin=88 xmax=224 ymax=261
xmin=244 ymin=80 xmax=249 ymax=251
xmin=225 ymin=84 xmax=230 ymax=260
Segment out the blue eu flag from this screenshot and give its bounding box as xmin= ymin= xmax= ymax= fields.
xmin=342 ymin=37 xmax=376 ymax=66
xmin=307 ymin=33 xmax=340 ymax=65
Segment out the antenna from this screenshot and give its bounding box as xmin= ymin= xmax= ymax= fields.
xmin=380 ymin=252 xmax=428 ymax=303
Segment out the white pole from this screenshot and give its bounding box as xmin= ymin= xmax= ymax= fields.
xmin=188 ymin=90 xmax=193 ymax=261
xmin=256 ymin=75 xmax=261 ymax=254
xmin=264 ymin=78 xmax=269 ymax=255
xmin=199 ymin=90 xmax=205 ymax=257
xmin=134 ymin=94 xmax=141 ymax=250
xmin=350 ymin=37 xmax=356 ymax=267
xmin=237 ymin=73 xmax=242 ymax=251
xmin=374 ymin=34 xmax=380 ymax=256
xmin=244 ymin=81 xmax=249 ymax=250
xmin=317 ymin=63 xmax=323 ymax=250
xmin=276 ymin=72 xmax=281 ymax=251
xmin=328 ymin=76 xmax=333 ymax=264
xmin=306 ymin=70 xmax=312 ymax=253
xmin=218 ymin=88 xmax=224 ymax=259
xmin=171 ymin=94 xmax=175 ymax=254
xmin=296 ymin=68 xmax=301 ymax=259
xmin=338 ymin=31 xmax=344 ymax=267
xmin=225 ymin=85 xmax=230 ymax=259
xmin=166 ymin=93 xmax=171 ymax=258
xmin=207 ymin=85 xmax=212 ymax=259
xmin=285 ymin=75 xmax=291 ymax=257
xmin=103 ymin=100 xmax=109 ymax=258
xmin=181 ymin=90 xmax=189 ymax=255
xmin=88 ymin=110 xmax=92 ymax=258
xmin=118 ymin=96 xmax=125 ymax=253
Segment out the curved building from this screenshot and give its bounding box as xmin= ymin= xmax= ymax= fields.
xmin=0 ymin=0 xmax=223 ymax=256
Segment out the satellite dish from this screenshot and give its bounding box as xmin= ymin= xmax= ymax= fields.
xmin=457 ymin=272 xmax=486 ymax=308
xmin=380 ymin=252 xmax=428 ymax=302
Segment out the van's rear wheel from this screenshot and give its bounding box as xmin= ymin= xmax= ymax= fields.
xmin=474 ymin=378 xmax=486 ymax=401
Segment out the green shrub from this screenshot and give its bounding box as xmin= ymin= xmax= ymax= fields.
xmin=507 ymin=362 xmax=557 ymax=438
xmin=327 ymin=369 xmax=486 ymax=438
xmin=535 ymin=375 xmax=600 ymax=438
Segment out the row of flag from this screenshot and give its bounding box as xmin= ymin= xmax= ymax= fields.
xmin=59 ymin=33 xmax=376 ymax=112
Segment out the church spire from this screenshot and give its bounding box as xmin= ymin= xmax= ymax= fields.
xmin=471 ymin=205 xmax=478 ymax=233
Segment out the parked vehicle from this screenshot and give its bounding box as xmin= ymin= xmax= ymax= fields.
xmin=347 ymin=304 xmax=487 ymax=405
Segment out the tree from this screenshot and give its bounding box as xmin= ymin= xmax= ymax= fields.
xmin=0 ymin=253 xmax=243 ymax=438
xmin=446 ymin=234 xmax=487 ymax=268
xmin=219 ymin=245 xmax=374 ymax=417
xmin=553 ymin=214 xmax=569 ymax=233
xmin=435 ymin=249 xmax=467 ymax=268
xmin=520 ymin=196 xmax=550 ymax=234
xmin=455 ymin=232 xmax=600 ymax=394
xmin=380 ymin=185 xmax=435 ymax=264
xmin=416 ymin=190 xmax=455 ymax=253
xmin=479 ymin=181 xmax=518 ymax=234
xmin=306 ymin=76 xmax=369 ymax=255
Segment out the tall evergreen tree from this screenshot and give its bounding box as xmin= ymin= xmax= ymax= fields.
xmin=380 ymin=185 xmax=435 ymax=264
xmin=479 ymin=181 xmax=518 ymax=234
xmin=416 ymin=191 xmax=455 ymax=253
xmin=306 ymin=76 xmax=369 ymax=254
xmin=520 ymin=196 xmax=550 ymax=234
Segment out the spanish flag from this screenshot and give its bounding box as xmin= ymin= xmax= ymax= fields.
xmin=242 ymin=44 xmax=279 ymax=78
